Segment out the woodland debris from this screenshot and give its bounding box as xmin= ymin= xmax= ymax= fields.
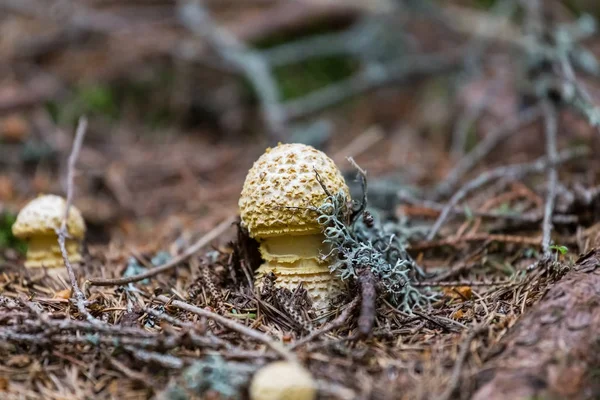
xmin=473 ymin=249 xmax=600 ymax=400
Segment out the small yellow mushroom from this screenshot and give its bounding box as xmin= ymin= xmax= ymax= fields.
xmin=12 ymin=194 xmax=86 ymax=268
xmin=239 ymin=143 xmax=350 ymax=312
xmin=249 ymin=361 xmax=316 ymax=400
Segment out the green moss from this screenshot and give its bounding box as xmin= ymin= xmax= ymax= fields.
xmin=0 ymin=212 xmax=26 ymax=254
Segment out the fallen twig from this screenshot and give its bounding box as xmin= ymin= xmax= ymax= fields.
xmin=450 ymin=81 xmax=501 ymax=159
xmin=413 ymin=280 xmax=514 ymax=287
xmin=123 ymin=345 xmax=184 ymax=369
xmin=290 ymin=297 xmax=359 ymax=350
xmin=282 ymin=48 xmax=464 ymax=120
xmin=412 ymin=233 xmax=543 ymax=251
xmin=155 ymin=295 xmax=298 ymax=363
xmin=540 ymin=100 xmax=558 ymax=256
xmin=357 ymin=267 xmax=377 ymax=336
xmin=87 ymin=215 xmax=236 ymax=286
xmin=436 ymin=325 xmax=487 ymax=400
xmin=109 ymin=357 xmax=157 ymax=388
xmin=435 ymin=105 xmax=543 ymax=198
xmin=427 ymin=146 xmax=588 ymax=240
xmin=399 ymin=198 xmax=577 ymax=225
xmin=55 ymin=117 xmax=99 ymax=324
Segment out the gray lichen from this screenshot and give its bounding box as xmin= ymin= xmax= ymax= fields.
xmin=159 ymin=355 xmax=255 ymax=400
xmin=315 ymin=190 xmax=437 ymax=313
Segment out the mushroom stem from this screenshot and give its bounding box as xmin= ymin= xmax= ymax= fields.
xmin=25 ymin=235 xmax=82 ymax=268
xmin=255 ymin=234 xmax=343 ymax=311
xmin=258 ymin=234 xmax=326 ymax=262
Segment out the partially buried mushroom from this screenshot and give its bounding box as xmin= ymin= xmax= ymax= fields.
xmin=239 ymin=143 xmax=350 ymax=312
xmin=249 ymin=361 xmax=316 ymax=400
xmin=12 ymin=194 xmax=86 ymax=268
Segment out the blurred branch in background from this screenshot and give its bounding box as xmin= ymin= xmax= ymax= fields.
xmin=0 ymin=0 xmax=469 ymax=141
xmin=175 ymin=0 xmax=465 ymax=140
xmin=177 ymin=0 xmax=287 ymax=142
xmin=283 ymin=48 xmax=464 ymax=120
xmin=0 ymin=0 xmax=130 ymax=33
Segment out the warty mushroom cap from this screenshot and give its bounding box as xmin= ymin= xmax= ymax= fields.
xmin=249 ymin=361 xmax=316 ymax=400
xmin=12 ymin=194 xmax=86 ymax=239
xmin=239 ymin=143 xmax=349 ymax=238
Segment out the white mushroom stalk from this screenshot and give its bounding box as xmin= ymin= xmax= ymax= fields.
xmin=12 ymin=194 xmax=86 ymax=268
xmin=239 ymin=143 xmax=351 ymax=312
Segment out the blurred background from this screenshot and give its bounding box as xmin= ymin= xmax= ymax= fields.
xmin=1 ymin=0 xmax=600 ymax=249
xmin=4 ymin=2 xmax=600 ymax=398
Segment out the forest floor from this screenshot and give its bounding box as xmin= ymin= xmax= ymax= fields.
xmin=2 ymin=1 xmax=600 ymax=399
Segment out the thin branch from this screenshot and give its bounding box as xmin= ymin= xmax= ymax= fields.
xmin=0 ymin=0 xmax=129 ymax=33
xmin=347 ymin=156 xmax=368 ymax=225
xmin=399 ymin=195 xmax=577 ymax=225
xmin=87 ymin=215 xmax=236 ymax=286
xmin=559 ymin=50 xmax=600 ymax=132
xmin=413 ymin=279 xmax=514 ymax=287
xmin=435 ymin=105 xmax=543 ymax=198
xmin=109 ymin=358 xmax=157 ymax=388
xmin=55 ymin=117 xmax=98 ymax=324
xmin=262 ymin=27 xmax=360 ymax=67
xmin=427 ymin=146 xmax=589 ymax=240
xmin=357 ymin=268 xmax=377 ymax=336
xmin=436 ymin=325 xmax=487 ymax=400
xmin=155 ymin=295 xmax=298 ymax=363
xmin=412 ymin=233 xmax=546 ymax=251
xmin=262 ymin=18 xmax=390 ymax=67
xmin=282 ymin=49 xmax=464 ymax=120
xmin=450 ymin=81 xmax=499 ymax=159
xmin=290 ymin=297 xmax=359 ymax=350
xmin=177 ymin=0 xmax=285 ymax=142
xmin=123 ymin=345 xmax=184 ymax=369
xmin=61 ymin=117 xmax=87 ymax=230
xmin=332 ymin=126 xmax=384 ymax=165
xmin=541 ymin=100 xmax=558 ymax=256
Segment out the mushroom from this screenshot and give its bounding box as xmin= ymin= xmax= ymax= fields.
xmin=249 ymin=361 xmax=316 ymax=400
xmin=12 ymin=194 xmax=86 ymax=268
xmin=239 ymin=143 xmax=350 ymax=311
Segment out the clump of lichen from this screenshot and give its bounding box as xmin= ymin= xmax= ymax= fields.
xmin=159 ymin=355 xmax=255 ymax=400
xmin=315 ymin=190 xmax=437 ymax=313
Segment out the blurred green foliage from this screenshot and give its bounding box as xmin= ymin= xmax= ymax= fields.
xmin=563 ymin=0 xmax=600 ymax=17
xmin=46 ymin=22 xmax=360 ymax=130
xmin=79 ymin=84 xmax=119 ymax=117
xmin=47 ymin=71 xmax=177 ymax=128
xmin=255 ymin=26 xmax=357 ymax=100
xmin=272 ymin=55 xmax=357 ymax=100
xmin=0 ymin=212 xmax=26 ymax=253
xmin=432 ymin=0 xmax=497 ymax=9
xmin=473 ymin=0 xmax=497 ymax=9
xmin=47 ymin=83 xmax=118 ymax=124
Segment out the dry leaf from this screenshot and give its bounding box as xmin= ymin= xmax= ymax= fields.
xmin=443 ymin=286 xmax=473 ymax=301
xmin=54 ymin=288 xmax=72 ymax=299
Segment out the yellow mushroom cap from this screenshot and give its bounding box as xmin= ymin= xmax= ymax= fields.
xmin=249 ymin=361 xmax=316 ymax=400
xmin=12 ymin=194 xmax=86 ymax=239
xmin=239 ymin=143 xmax=349 ymax=238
